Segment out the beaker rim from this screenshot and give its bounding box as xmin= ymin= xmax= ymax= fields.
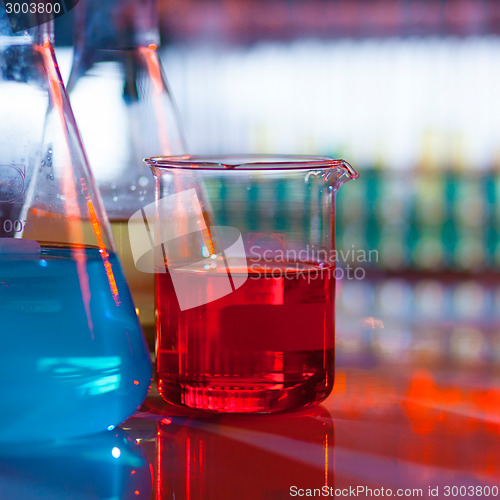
xmin=145 ymin=155 xmax=358 ymax=176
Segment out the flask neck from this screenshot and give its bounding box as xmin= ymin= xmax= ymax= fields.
xmin=35 ymin=21 xmax=53 ymax=47
xmin=73 ymin=0 xmax=160 ymax=52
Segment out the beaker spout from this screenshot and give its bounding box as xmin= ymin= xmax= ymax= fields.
xmin=331 ymin=159 xmax=359 ymax=189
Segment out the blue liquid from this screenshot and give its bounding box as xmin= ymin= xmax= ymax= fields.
xmin=0 ymin=246 xmax=151 ymax=442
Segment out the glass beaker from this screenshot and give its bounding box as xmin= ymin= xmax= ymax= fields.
xmin=0 ymin=9 xmax=151 ymax=441
xmin=143 ymin=155 xmax=358 ymax=413
xmin=66 ymin=0 xmax=187 ymax=344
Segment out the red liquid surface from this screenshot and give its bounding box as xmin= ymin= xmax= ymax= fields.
xmin=156 ymin=261 xmax=335 ymax=413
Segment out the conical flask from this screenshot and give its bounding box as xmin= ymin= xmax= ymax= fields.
xmin=67 ymin=0 xmax=187 ymax=342
xmin=0 ymin=9 xmax=151 ymax=442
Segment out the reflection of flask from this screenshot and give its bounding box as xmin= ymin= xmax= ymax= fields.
xmin=0 ymin=9 xmax=151 ymax=441
xmin=67 ymin=0 xmax=187 ymax=343
xmin=0 ymin=429 xmax=152 ymax=499
xmin=157 ymin=407 xmax=334 ymax=499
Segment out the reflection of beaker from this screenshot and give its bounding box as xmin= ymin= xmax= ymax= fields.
xmin=0 ymin=429 xmax=152 ymax=499
xmin=0 ymin=9 xmax=151 ymax=441
xmin=67 ymin=0 xmax=187 ymax=343
xmin=157 ymin=406 xmax=334 ymax=500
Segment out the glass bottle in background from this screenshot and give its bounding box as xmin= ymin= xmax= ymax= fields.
xmin=0 ymin=8 xmax=151 ymax=441
xmin=67 ymin=0 xmax=187 ymax=345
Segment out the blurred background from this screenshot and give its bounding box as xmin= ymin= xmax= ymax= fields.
xmin=55 ymin=0 xmax=500 ymax=272
xmin=54 ymin=0 xmax=500 ymax=373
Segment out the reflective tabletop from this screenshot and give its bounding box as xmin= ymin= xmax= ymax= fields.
xmin=3 ymin=274 xmax=499 ymax=499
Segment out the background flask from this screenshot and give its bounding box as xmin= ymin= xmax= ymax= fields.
xmin=0 ymin=8 xmax=151 ymax=442
xmin=67 ymin=0 xmax=187 ymax=345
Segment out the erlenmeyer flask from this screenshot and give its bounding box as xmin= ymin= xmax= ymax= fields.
xmin=67 ymin=0 xmax=187 ymax=343
xmin=0 ymin=9 xmax=151 ymax=442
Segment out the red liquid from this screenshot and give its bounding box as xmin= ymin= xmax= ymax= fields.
xmin=156 ymin=261 xmax=335 ymax=413
xmin=157 ymin=408 xmax=335 ymax=500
